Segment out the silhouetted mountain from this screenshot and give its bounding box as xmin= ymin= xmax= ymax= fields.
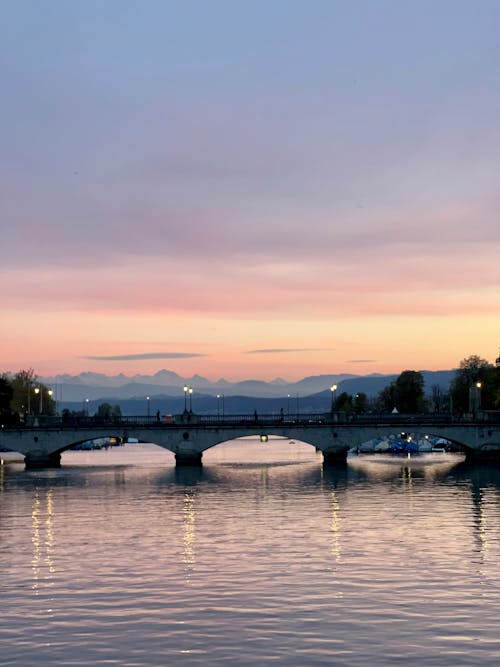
xmin=43 ymin=368 xmax=456 ymax=411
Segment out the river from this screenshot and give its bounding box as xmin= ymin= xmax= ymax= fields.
xmin=1 ymin=439 xmax=499 ymax=665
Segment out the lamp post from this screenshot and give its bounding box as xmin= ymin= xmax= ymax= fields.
xmin=330 ymin=384 xmax=337 ymax=413
xmin=188 ymin=386 xmax=193 ymax=413
xmin=146 ymin=396 xmax=150 ymax=418
xmin=287 ymin=394 xmax=290 ymax=417
xmin=48 ymin=389 xmax=53 ymax=415
xmin=34 ymin=386 xmax=42 ymax=414
xmin=85 ymin=398 xmax=89 ymax=416
xmin=183 ymin=384 xmax=189 ymax=413
xmin=469 ymin=381 xmax=482 ymax=419
xmin=217 ymin=393 xmax=225 ymax=418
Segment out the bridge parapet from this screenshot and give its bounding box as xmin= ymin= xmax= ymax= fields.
xmin=11 ymin=410 xmax=500 ymax=430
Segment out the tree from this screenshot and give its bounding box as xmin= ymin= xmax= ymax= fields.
xmin=9 ymin=368 xmax=36 ymax=415
xmin=334 ymin=391 xmax=353 ymax=414
xmin=430 ymin=384 xmax=451 ymax=414
xmin=478 ymin=367 xmax=500 ymax=410
xmin=96 ymin=403 xmax=122 ymax=420
xmin=394 ymin=370 xmax=426 ymax=413
xmin=450 ymin=355 xmax=492 ymax=414
xmin=97 ymin=403 xmax=113 ymax=419
xmin=0 ymin=375 xmax=15 ymax=425
xmin=7 ymin=369 xmax=56 ymax=416
xmin=375 ymin=370 xmax=425 ymax=413
xmin=375 ymin=383 xmax=397 ymax=412
xmin=353 ymin=392 xmax=368 ymax=414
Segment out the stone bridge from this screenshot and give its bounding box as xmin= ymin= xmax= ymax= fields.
xmin=2 ymin=413 xmax=500 ymax=468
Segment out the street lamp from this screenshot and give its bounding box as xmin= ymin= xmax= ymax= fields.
xmin=330 ymin=384 xmax=337 ymax=413
xmin=183 ymin=385 xmax=189 ymax=413
xmin=476 ymin=381 xmax=482 ymax=413
xmin=85 ymin=398 xmax=89 ymax=416
xmin=469 ymin=381 xmax=482 ymax=418
xmin=287 ymin=394 xmax=290 ymax=416
xmin=47 ymin=385 xmax=57 ymax=415
xmin=217 ymin=393 xmax=225 ymax=418
xmin=34 ymin=386 xmax=42 ymax=413
xmin=146 ymin=396 xmax=150 ymax=418
xmin=188 ymin=386 xmax=193 ymax=413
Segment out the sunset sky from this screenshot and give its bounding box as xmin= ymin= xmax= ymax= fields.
xmin=2 ymin=1 xmax=500 ymax=381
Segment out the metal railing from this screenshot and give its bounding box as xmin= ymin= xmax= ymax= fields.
xmin=6 ymin=410 xmax=500 ymax=431
xmin=16 ymin=413 xmax=331 ymax=429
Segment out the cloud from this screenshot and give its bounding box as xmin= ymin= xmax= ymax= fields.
xmin=345 ymin=359 xmax=377 ymax=364
xmin=246 ymin=348 xmax=333 ymax=355
xmin=82 ymin=352 xmax=207 ymax=361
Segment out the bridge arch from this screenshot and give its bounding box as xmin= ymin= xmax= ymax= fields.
xmin=1 ymin=417 xmax=499 ymax=467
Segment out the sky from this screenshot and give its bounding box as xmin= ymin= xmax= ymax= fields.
xmin=1 ymin=0 xmax=500 ymax=382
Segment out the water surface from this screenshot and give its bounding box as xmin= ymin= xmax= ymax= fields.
xmin=1 ymin=439 xmax=499 ymax=665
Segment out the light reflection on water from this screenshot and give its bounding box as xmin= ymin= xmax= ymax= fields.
xmin=1 ymin=439 xmax=499 ymax=666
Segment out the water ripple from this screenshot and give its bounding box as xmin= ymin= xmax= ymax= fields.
xmin=1 ymin=443 xmax=499 ymax=665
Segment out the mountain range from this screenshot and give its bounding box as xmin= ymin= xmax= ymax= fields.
xmin=41 ymin=369 xmax=456 ymax=409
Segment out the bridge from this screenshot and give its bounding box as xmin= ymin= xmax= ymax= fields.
xmin=2 ymin=412 xmax=500 ymax=468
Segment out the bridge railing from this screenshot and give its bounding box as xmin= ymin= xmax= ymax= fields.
xmin=25 ymin=413 xmax=333 ymax=428
xmin=7 ymin=411 xmax=500 ymax=431
xmin=195 ymin=413 xmax=329 ymax=426
xmin=12 ymin=412 xmax=333 ymax=429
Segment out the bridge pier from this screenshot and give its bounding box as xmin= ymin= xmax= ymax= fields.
xmin=25 ymin=450 xmax=62 ymax=469
xmin=175 ymin=451 xmax=203 ymax=466
xmin=322 ymin=449 xmax=348 ymax=465
xmin=464 ymin=447 xmax=500 ymax=463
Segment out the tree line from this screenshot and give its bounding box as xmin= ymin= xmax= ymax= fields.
xmin=332 ymin=354 xmax=500 ymax=416
xmin=0 ymin=368 xmax=121 ymax=426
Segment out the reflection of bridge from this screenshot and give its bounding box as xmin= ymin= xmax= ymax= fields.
xmin=2 ymin=413 xmax=500 ymax=468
